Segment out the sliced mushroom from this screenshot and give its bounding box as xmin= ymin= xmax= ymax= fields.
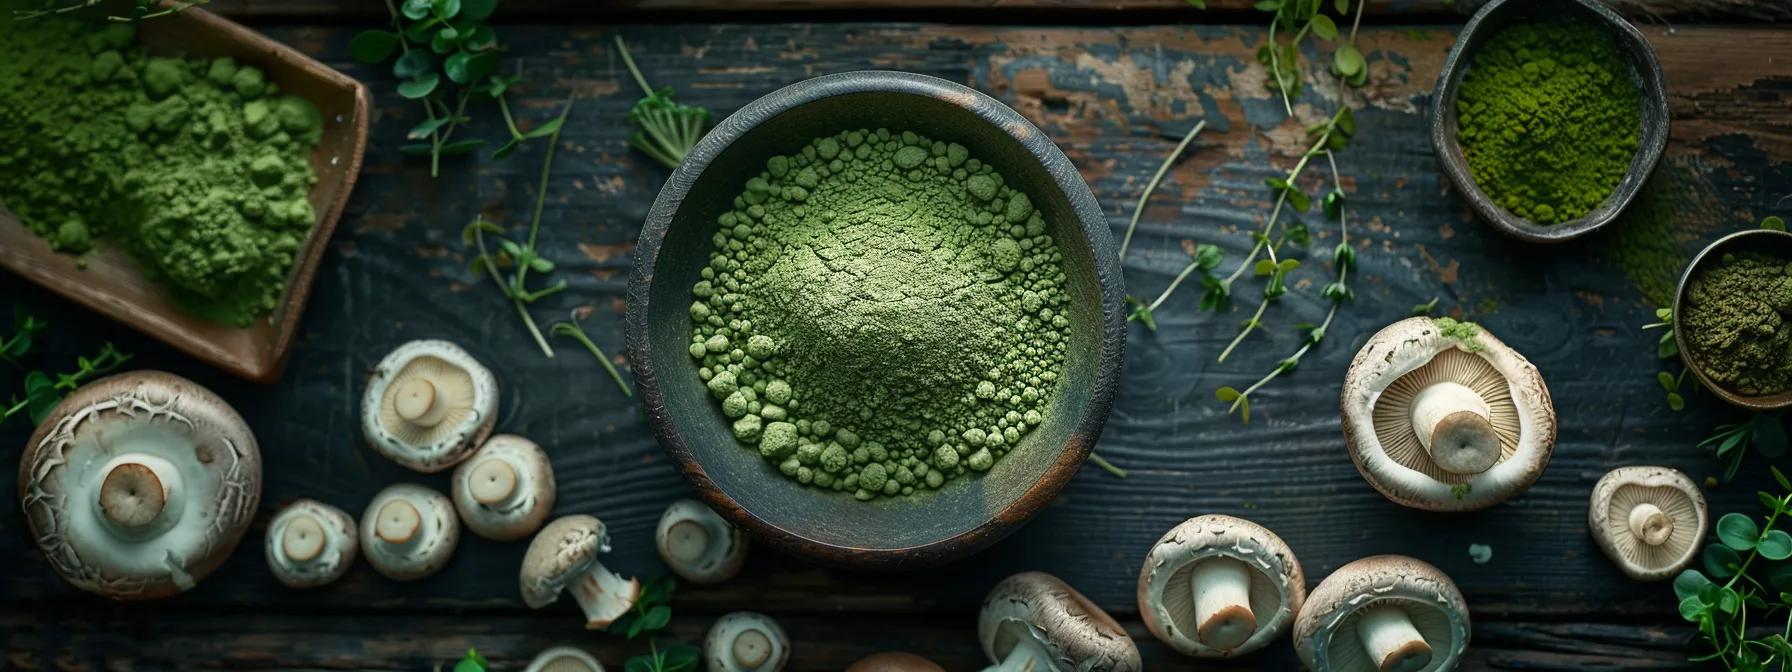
xmin=1340 ymin=317 xmax=1556 ymax=511
xmin=452 ymin=434 xmax=555 ymax=541
xmin=1590 ymin=466 xmax=1708 ymax=581
xmin=1138 ymin=515 xmax=1306 ymax=658
xmin=979 ymin=572 xmax=1141 ymax=672
xmin=704 ymin=611 xmax=790 ymax=672
xmin=19 ymin=371 xmax=261 ymax=600
xmin=846 ymin=653 xmax=946 ymax=672
xmin=362 ymin=340 xmax=499 ymax=473
xmin=266 ymin=499 xmax=358 ymax=589
xmin=524 ymin=646 xmax=605 ymax=672
xmin=1294 ymin=555 xmax=1469 ymax=672
xmin=359 ymin=484 xmax=459 ymax=581
xmin=522 ymin=515 xmax=642 ymax=629
xmin=657 ymin=499 xmax=747 ymax=584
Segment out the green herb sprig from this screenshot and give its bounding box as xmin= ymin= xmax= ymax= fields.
xmin=607 ymin=577 xmax=701 ymax=672
xmin=12 ymin=0 xmax=208 ymax=22
xmin=1675 ymin=468 xmax=1792 ymax=668
xmin=1703 ymin=414 xmax=1788 ymax=483
xmin=2 ymin=338 xmax=131 ymax=427
xmin=449 ymin=648 xmax=487 ymax=672
xmin=464 ymin=95 xmax=575 ymax=357
xmin=551 ymin=310 xmax=634 ymax=398
xmin=614 ymin=36 xmax=712 ymax=170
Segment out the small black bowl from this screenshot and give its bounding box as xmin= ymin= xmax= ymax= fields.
xmin=624 ymin=71 xmax=1126 ymax=569
xmin=1429 ymin=0 xmax=1670 ymax=243
xmin=1672 ymin=229 xmax=1792 ymax=411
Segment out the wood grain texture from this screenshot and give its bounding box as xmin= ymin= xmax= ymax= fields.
xmin=1 ymin=17 xmax=1789 ymax=671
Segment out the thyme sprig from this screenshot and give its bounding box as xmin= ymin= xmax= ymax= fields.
xmin=1 ymin=307 xmax=130 ymax=427
xmin=464 ymin=95 xmax=575 ymax=357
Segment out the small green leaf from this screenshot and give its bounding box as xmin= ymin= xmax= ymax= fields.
xmin=492 ymin=138 xmax=520 ymax=160
xmin=1254 ymin=259 xmax=1277 ymax=276
xmin=1676 ymin=569 xmax=1714 ymax=602
xmin=460 ymin=0 xmax=497 ymax=20
xmin=438 ymin=25 xmax=461 ymax=42
xmin=1657 ymin=331 xmax=1678 ymax=359
xmin=1775 ymin=465 xmax=1791 ymax=491
xmin=393 ymin=49 xmax=433 ymax=78
xmin=1288 ymin=189 xmax=1311 ymax=213
xmin=397 ymin=73 xmax=441 ymax=99
xmin=624 ymin=656 xmax=655 ymax=672
xmin=1761 ymin=529 xmax=1792 ymax=560
xmin=1678 ymin=595 xmax=1708 ymax=622
xmin=1322 ymin=190 xmax=1345 ymax=219
xmin=662 ymin=645 xmax=700 ymax=672
xmin=440 ymin=0 xmax=462 ymax=18
xmin=1764 ymin=216 xmax=1787 ymax=231
xmin=1657 ymin=307 xmax=1673 ymax=321
xmin=350 ymin=30 xmax=400 ymax=64
xmin=401 ymin=143 xmax=434 ymax=156
xmin=1254 ymin=0 xmax=1281 ymax=10
xmin=1705 ymin=543 xmax=1742 ymax=579
xmin=526 ymin=116 xmax=567 ymax=139
xmin=1333 ymin=0 xmax=1349 ymax=12
xmin=1719 ymin=513 xmax=1763 ymax=551
xmin=528 ymin=255 xmax=555 ymax=273
xmin=438 ymin=139 xmax=486 ymax=155
xmin=1657 ymin=371 xmax=1677 ymax=392
xmin=1666 ymin=392 xmax=1685 ymax=411
xmin=401 ymin=0 xmax=432 ymax=19
xmin=1310 ymin=14 xmax=1339 ymax=40
xmin=1332 ymin=44 xmax=1365 ymax=77
xmin=407 ymin=116 xmax=452 ymax=140
xmin=444 ymin=51 xmax=473 ymax=84
xmin=641 ymin=604 xmax=672 ymax=632
xmin=1718 ymin=587 xmax=1740 ymax=614
xmin=1216 ymin=386 xmax=1241 ymax=402
xmin=1237 ymin=396 xmax=1251 ymax=424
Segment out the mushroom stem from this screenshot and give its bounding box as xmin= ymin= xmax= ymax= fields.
xmin=569 ymin=562 xmax=640 ymax=629
xmin=1408 ymin=381 xmax=1500 ymax=475
xmin=665 ymin=518 xmax=711 ymax=563
xmin=281 ymin=513 xmax=327 ymax=563
xmin=1356 ymin=605 xmax=1433 ymax=672
xmin=467 ymin=458 xmax=519 ymax=506
xmin=1189 ymin=557 xmax=1257 ymax=651
xmin=94 ymin=454 xmax=184 ymax=537
xmin=983 ymin=634 xmax=1053 ymax=672
xmin=1628 ymin=502 xmax=1675 ymax=546
xmin=731 ymin=627 xmax=774 ymax=667
xmin=374 ymin=499 xmax=422 ymax=545
xmin=394 ymin=377 xmax=450 ymax=428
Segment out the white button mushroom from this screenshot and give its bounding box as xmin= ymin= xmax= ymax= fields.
xmin=704 ymin=611 xmax=790 ymax=672
xmin=524 ymin=646 xmax=605 ymax=672
xmin=18 ymin=371 xmax=262 ymax=600
xmin=1589 ymin=465 xmax=1709 ymax=581
xmin=266 ymin=499 xmax=358 ymax=589
xmin=1294 ymin=555 xmax=1469 ymax=672
xmin=521 ymin=515 xmax=643 ymax=629
xmin=362 ymin=340 xmax=500 ymax=473
xmin=1340 ymin=316 xmax=1556 ymax=511
xmin=1138 ymin=515 xmax=1306 ymax=658
xmin=979 ymin=572 xmax=1141 ymax=672
xmin=359 ymin=484 xmax=459 ymax=581
xmin=452 ymin=434 xmax=556 ymax=541
xmin=656 ymin=499 xmax=748 ymax=584
xmin=845 ymin=652 xmax=945 ymax=672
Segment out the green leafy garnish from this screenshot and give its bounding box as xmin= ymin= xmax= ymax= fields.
xmin=614 ymin=36 xmax=712 ymax=170
xmin=1676 ymin=469 xmax=1792 ymax=668
xmin=624 ymin=641 xmax=700 ymax=672
xmin=451 ymin=648 xmax=488 ymax=672
xmin=1 ymin=310 xmax=131 ymax=427
xmin=464 ymin=95 xmax=576 ymax=357
xmin=1702 ymin=414 xmax=1787 ymax=483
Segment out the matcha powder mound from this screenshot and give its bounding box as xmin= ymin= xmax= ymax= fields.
xmin=688 ymin=128 xmax=1071 ymax=500
xmin=0 ymin=17 xmax=322 ymax=326
xmin=1682 ymin=251 xmax=1792 ymax=395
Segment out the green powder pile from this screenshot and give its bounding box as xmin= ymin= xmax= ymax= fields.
xmin=0 ymin=17 xmax=322 ymax=326
xmin=688 ymin=128 xmax=1071 ymax=500
xmin=1456 ymin=21 xmax=1641 ymax=225
xmin=1682 ymin=252 xmax=1792 ymax=395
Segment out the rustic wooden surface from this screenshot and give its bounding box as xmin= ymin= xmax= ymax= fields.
xmin=2 ymin=8 xmax=1790 ymax=671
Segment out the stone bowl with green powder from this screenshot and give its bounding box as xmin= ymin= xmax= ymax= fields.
xmin=0 ymin=7 xmax=369 ymax=382
xmin=625 ymin=71 xmax=1124 ymax=568
xmin=1673 ymin=228 xmax=1792 ymax=411
xmin=1428 ymin=0 xmax=1669 ymax=243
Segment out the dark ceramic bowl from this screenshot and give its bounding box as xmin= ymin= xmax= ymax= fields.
xmin=1429 ymin=0 xmax=1669 ymax=243
xmin=624 ymin=71 xmax=1125 ymax=569
xmin=1672 ymin=229 xmax=1792 ymax=411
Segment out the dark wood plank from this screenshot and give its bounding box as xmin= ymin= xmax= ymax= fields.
xmin=1 ymin=18 xmax=1788 ymax=670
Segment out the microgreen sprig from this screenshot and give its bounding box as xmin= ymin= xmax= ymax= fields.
xmin=551 ymin=310 xmax=634 ymax=398
xmin=1119 ymin=120 xmax=1207 ymax=261
xmin=12 ymin=0 xmax=208 ymax=22
xmin=1703 ymin=414 xmax=1788 ymax=483
xmin=464 ymin=95 xmax=575 ymax=358
xmin=0 ymin=306 xmax=48 ymax=367
xmin=610 ymin=577 xmax=700 ymax=672
xmin=614 ymin=36 xmax=712 ymax=170
xmin=3 ymin=342 xmax=131 ymax=426
xmin=1675 ymin=468 xmax=1792 ymax=669
xmin=448 ymin=648 xmax=487 ymax=672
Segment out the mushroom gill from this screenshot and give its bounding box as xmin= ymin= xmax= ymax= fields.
xmin=1322 ymin=600 xmax=1456 ymax=672
xmin=1372 ymin=349 xmax=1520 ymax=482
xmin=1606 ymin=483 xmax=1701 ymax=571
xmin=380 ymin=355 xmax=478 ymax=445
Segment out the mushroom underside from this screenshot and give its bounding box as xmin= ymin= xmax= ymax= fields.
xmin=380 ymin=355 xmax=479 ymax=446
xmin=1156 ymin=553 xmax=1288 ymax=650
xmin=1319 ymin=599 xmax=1458 ymax=672
xmin=1371 ymin=349 xmax=1521 ymax=483
xmin=1605 ymin=483 xmax=1702 ymax=570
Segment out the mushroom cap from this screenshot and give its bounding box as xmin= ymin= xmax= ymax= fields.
xmin=359 ymin=484 xmax=458 ymax=581
xmin=362 ymin=340 xmax=499 ymax=473
xmin=844 ymin=653 xmax=945 ymax=672
xmin=521 ymin=514 xmax=609 ymax=609
xmin=1589 ymin=465 xmax=1708 ymax=581
xmin=1137 ymin=514 xmax=1306 ymax=658
xmin=452 ymin=434 xmax=556 ymax=541
xmin=656 ymin=498 xmax=748 ymax=584
xmin=979 ymin=572 xmax=1142 ymax=672
xmin=524 ymin=646 xmax=605 ymax=672
xmin=1294 ymin=555 xmax=1470 ymax=672
xmin=18 ymin=371 xmax=262 ymax=600
xmin=704 ymin=611 xmax=790 ymax=672
xmin=265 ymin=498 xmax=358 ymax=589
xmin=1340 ymin=317 xmax=1556 ymax=511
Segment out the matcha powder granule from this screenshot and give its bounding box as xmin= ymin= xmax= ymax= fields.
xmin=689 ymin=128 xmax=1071 ymax=500
xmin=0 ymin=17 xmax=322 ymax=326
xmin=1456 ymin=20 xmax=1640 ymax=225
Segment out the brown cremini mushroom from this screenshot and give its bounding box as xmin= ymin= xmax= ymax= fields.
xmin=704 ymin=611 xmax=790 ymax=672
xmin=452 ymin=434 xmax=555 ymax=541
xmin=657 ymin=498 xmax=747 ymax=584
xmin=1294 ymin=555 xmax=1470 ymax=672
xmin=19 ymin=371 xmax=261 ymax=600
xmin=1340 ymin=317 xmax=1556 ymax=511
xmin=845 ymin=652 xmax=945 ymax=672
xmin=266 ymin=499 xmax=358 ymax=589
xmin=524 ymin=646 xmax=605 ymax=672
xmin=362 ymin=340 xmax=499 ymax=473
xmin=979 ymin=572 xmax=1141 ymax=672
xmin=521 ymin=515 xmax=642 ymax=629
xmin=360 ymin=484 xmax=459 ymax=581
xmin=1590 ymin=465 xmax=1708 ymax=581
xmin=1138 ymin=515 xmax=1306 ymax=658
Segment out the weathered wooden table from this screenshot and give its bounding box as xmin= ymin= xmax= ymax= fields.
xmin=4 ymin=1 xmax=1790 ymax=669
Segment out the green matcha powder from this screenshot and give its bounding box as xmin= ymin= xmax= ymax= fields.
xmin=1456 ymin=20 xmax=1641 ymax=225
xmin=1683 ymin=251 xmax=1792 ymax=395
xmin=0 ymin=17 xmax=322 ymax=326
xmin=688 ymin=128 xmax=1071 ymax=500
